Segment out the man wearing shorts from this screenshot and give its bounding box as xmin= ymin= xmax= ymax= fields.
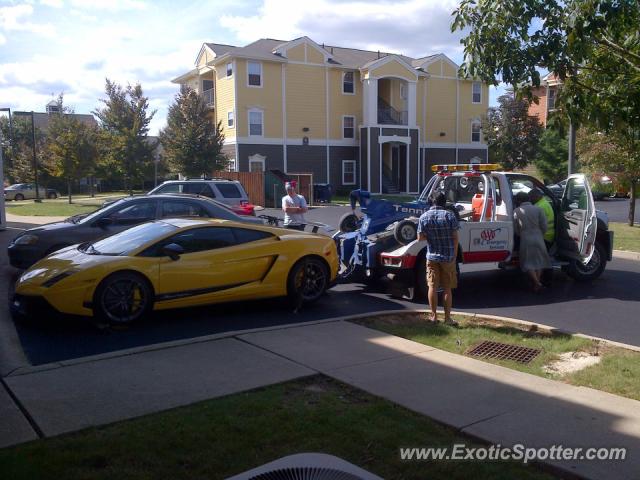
xmin=417 ymin=191 xmax=460 ymax=324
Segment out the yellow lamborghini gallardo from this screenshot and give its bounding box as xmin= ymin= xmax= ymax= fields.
xmin=12 ymin=218 xmax=338 ymax=324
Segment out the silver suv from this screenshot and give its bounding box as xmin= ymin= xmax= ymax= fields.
xmin=148 ymin=179 xmax=254 ymax=215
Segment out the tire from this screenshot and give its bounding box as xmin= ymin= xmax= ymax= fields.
xmin=47 ymin=192 xmax=57 ymax=199
xmin=93 ymin=271 xmax=153 ymax=324
xmin=338 ymin=213 xmax=359 ymax=233
xmin=394 ymin=220 xmax=417 ymax=245
xmin=14 ymin=194 xmax=24 ymax=201
xmin=565 ymin=241 xmax=607 ymax=282
xmin=287 ymin=257 xmax=329 ymax=305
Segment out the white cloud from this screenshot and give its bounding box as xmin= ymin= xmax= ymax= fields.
xmin=40 ymin=0 xmax=63 ymax=8
xmin=68 ymin=0 xmax=147 ymax=11
xmin=220 ymin=0 xmax=462 ymax=59
xmin=0 ymin=3 xmax=56 ymax=37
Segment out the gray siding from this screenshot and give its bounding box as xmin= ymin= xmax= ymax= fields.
xmin=329 ymin=146 xmax=359 ymax=188
xmin=369 ymin=127 xmax=381 ymax=193
xmin=409 ymin=129 xmax=419 ymax=192
xmin=360 ymin=128 xmax=368 ymax=191
xmin=237 ymin=144 xmax=284 ymax=172
xmin=424 ymin=148 xmax=456 ymax=180
xmin=286 ymin=145 xmax=327 ymax=182
xmin=458 ymin=148 xmax=488 ymax=163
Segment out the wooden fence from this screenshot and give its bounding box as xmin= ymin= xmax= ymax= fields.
xmin=215 ymin=171 xmax=265 ymax=206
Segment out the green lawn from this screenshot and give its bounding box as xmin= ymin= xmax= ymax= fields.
xmin=5 ymin=201 xmax=99 ymax=217
xmin=609 ymin=222 xmax=640 ymax=253
xmin=0 ymin=376 xmax=556 ymax=480
xmin=356 ymin=313 xmax=640 ymax=401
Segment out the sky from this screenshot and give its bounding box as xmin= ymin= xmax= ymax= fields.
xmin=0 ymin=0 xmax=505 ymax=135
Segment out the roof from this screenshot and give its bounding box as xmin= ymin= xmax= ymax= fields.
xmin=32 ymin=112 xmax=97 ymax=132
xmin=185 ymin=37 xmax=455 ymax=71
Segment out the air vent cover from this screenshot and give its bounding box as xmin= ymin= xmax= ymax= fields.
xmin=226 ymin=453 xmax=383 ymax=480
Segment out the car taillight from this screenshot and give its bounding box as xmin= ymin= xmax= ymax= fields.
xmin=381 ymin=254 xmax=416 ymax=268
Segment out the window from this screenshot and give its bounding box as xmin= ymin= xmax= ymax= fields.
xmin=249 ymin=110 xmax=263 ymax=136
xmin=226 ymin=62 xmax=233 ymax=77
xmin=161 ymin=201 xmax=208 ymax=218
xmin=216 ymin=184 xmax=242 ymax=198
xmin=165 ymin=227 xmax=236 ymax=254
xmin=202 ymin=79 xmax=213 ymax=92
xmin=342 ymin=160 xmax=356 ymax=185
xmin=249 ymin=159 xmax=265 ymax=172
xmin=247 ymin=61 xmax=262 ymax=87
xmin=472 ymin=81 xmax=482 ymax=103
xmin=547 ymin=88 xmax=556 ymax=110
xmin=227 ymin=159 xmax=236 ymax=172
xmin=343 ymin=71 xmax=355 ymax=94
xmin=107 ymin=200 xmax=157 ymax=226
xmin=343 ymin=116 xmax=355 ymax=139
xmin=155 ymin=183 xmax=181 ymax=194
xmin=400 ymin=83 xmax=407 ymax=100
xmin=471 ymin=122 xmax=481 ymax=143
xmin=232 ymin=228 xmax=273 ymax=244
xmin=184 ymin=183 xmax=214 ymax=197
xmin=227 ymin=110 xmax=234 ymax=128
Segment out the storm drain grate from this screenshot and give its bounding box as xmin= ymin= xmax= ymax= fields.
xmin=467 ymin=341 xmax=541 ymax=364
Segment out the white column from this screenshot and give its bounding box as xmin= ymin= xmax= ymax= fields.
xmin=363 ymin=77 xmax=378 ymax=126
xmin=407 ymin=81 xmax=417 ymax=127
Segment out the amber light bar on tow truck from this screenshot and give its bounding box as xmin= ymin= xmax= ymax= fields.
xmin=431 ymin=163 xmax=501 ymax=173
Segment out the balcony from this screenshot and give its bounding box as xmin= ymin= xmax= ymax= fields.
xmin=201 ymin=88 xmax=214 ymax=107
xmin=378 ymin=98 xmax=408 ymax=126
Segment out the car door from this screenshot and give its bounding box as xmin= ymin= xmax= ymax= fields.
xmin=153 ymin=226 xmax=279 ymax=307
xmin=460 ymin=174 xmax=513 ymax=262
xmin=557 ymin=174 xmax=597 ymax=263
xmin=23 ymin=184 xmax=35 ymax=199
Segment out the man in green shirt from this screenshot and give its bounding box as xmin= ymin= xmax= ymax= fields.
xmin=529 ymin=189 xmax=554 ymax=246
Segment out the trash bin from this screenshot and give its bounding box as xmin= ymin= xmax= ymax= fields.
xmin=313 ymin=183 xmax=333 ymax=203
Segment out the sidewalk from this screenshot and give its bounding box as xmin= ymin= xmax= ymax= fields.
xmin=2 ymin=320 xmax=639 ymax=479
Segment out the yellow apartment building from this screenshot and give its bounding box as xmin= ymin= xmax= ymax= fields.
xmin=172 ymin=36 xmax=489 ymax=194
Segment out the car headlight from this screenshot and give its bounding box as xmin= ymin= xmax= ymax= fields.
xmin=14 ymin=234 xmax=39 ymax=246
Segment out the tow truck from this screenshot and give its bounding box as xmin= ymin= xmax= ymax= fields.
xmin=335 ymin=163 xmax=614 ymax=300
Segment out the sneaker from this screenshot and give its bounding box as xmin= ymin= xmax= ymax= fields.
xmin=444 ymin=318 xmax=459 ymax=326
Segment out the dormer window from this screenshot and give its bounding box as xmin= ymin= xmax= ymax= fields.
xmin=226 ymin=63 xmax=233 ymax=77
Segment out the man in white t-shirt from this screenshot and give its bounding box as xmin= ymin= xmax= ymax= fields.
xmin=282 ymin=181 xmax=308 ymax=230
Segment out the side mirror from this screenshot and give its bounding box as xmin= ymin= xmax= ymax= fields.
xmin=94 ymin=217 xmax=113 ymax=229
xmin=162 ymin=243 xmax=184 ymax=261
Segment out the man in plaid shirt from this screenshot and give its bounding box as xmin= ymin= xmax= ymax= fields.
xmin=417 ymin=191 xmax=460 ymax=324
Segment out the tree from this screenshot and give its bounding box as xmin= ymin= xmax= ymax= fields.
xmin=482 ymin=92 xmax=543 ymax=170
xmin=46 ymin=98 xmax=100 ymax=203
xmin=452 ymin=0 xmax=640 ymax=224
xmin=93 ymin=79 xmax=156 ymax=194
xmin=160 ymin=88 xmax=227 ymax=177
xmin=0 ymin=115 xmax=48 ymax=184
xmin=534 ymin=124 xmax=568 ymax=184
xmin=577 ymin=128 xmax=640 ymax=225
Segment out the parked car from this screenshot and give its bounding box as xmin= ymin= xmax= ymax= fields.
xmin=149 ymin=178 xmax=255 ymax=215
xmin=12 ymin=218 xmax=338 ymax=323
xmin=8 ymin=194 xmax=262 ymax=269
xmin=5 ymin=183 xmax=60 ymax=200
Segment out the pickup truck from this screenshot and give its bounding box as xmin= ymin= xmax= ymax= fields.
xmin=343 ymin=164 xmax=613 ymax=301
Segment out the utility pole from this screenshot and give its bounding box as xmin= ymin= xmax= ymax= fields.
xmin=30 ymin=111 xmax=41 ymax=202
xmin=0 ymin=107 xmax=11 ymax=231
xmin=568 ymin=119 xmax=577 ymax=175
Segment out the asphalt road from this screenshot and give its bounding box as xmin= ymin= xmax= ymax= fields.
xmin=1 ymin=202 xmax=639 ymax=368
xmin=594 ymin=197 xmax=639 ymax=223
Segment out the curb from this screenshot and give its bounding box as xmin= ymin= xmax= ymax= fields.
xmin=8 ymin=308 xmax=640 ymax=377
xmin=612 ymin=249 xmax=640 ymax=261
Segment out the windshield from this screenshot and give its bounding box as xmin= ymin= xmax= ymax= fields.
xmin=84 ymin=221 xmax=177 ymax=256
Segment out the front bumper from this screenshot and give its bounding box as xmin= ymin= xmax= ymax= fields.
xmin=7 ymin=244 xmax=44 ymax=269
xmin=10 ymin=293 xmax=60 ymax=319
